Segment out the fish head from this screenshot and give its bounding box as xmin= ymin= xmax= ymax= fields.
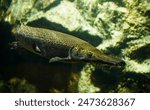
xmin=70 ymin=46 xmax=125 ymax=67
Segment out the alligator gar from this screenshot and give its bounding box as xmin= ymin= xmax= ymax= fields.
xmin=12 ymin=25 xmax=125 ymax=66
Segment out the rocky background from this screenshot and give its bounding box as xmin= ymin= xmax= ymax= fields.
xmin=0 ymin=0 xmax=150 ymax=92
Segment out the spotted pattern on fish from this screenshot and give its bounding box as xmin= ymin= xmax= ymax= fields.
xmin=12 ymin=25 xmax=125 ymax=66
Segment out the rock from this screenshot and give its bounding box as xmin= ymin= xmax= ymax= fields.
xmin=0 ymin=0 xmax=150 ymax=92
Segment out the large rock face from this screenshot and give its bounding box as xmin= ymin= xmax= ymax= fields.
xmin=0 ymin=0 xmax=150 ymax=92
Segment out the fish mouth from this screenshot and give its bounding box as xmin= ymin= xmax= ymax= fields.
xmin=109 ymin=60 xmax=126 ymax=67
xmin=72 ymin=57 xmax=126 ymax=67
xmin=88 ymin=58 xmax=126 ymax=67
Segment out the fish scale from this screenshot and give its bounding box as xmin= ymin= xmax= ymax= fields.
xmin=12 ymin=25 xmax=125 ymax=66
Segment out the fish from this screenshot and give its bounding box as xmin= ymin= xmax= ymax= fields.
xmin=11 ymin=25 xmax=125 ymax=66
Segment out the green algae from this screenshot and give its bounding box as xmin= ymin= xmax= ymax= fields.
xmin=8 ymin=77 xmax=37 ymax=92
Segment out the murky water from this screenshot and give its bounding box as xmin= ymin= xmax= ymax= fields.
xmin=0 ymin=0 xmax=150 ymax=93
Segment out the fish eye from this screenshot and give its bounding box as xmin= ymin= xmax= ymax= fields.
xmin=87 ymin=52 xmax=92 ymax=58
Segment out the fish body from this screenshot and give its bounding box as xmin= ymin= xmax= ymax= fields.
xmin=12 ymin=25 xmax=125 ymax=66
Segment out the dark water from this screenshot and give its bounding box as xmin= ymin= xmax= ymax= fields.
xmin=0 ymin=22 xmax=76 ymax=92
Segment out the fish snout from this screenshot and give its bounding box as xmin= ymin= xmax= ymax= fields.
xmin=114 ymin=60 xmax=126 ymax=67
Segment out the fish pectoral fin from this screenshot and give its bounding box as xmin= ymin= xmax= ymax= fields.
xmin=49 ymin=47 xmax=75 ymax=63
xmin=49 ymin=57 xmax=70 ymax=63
